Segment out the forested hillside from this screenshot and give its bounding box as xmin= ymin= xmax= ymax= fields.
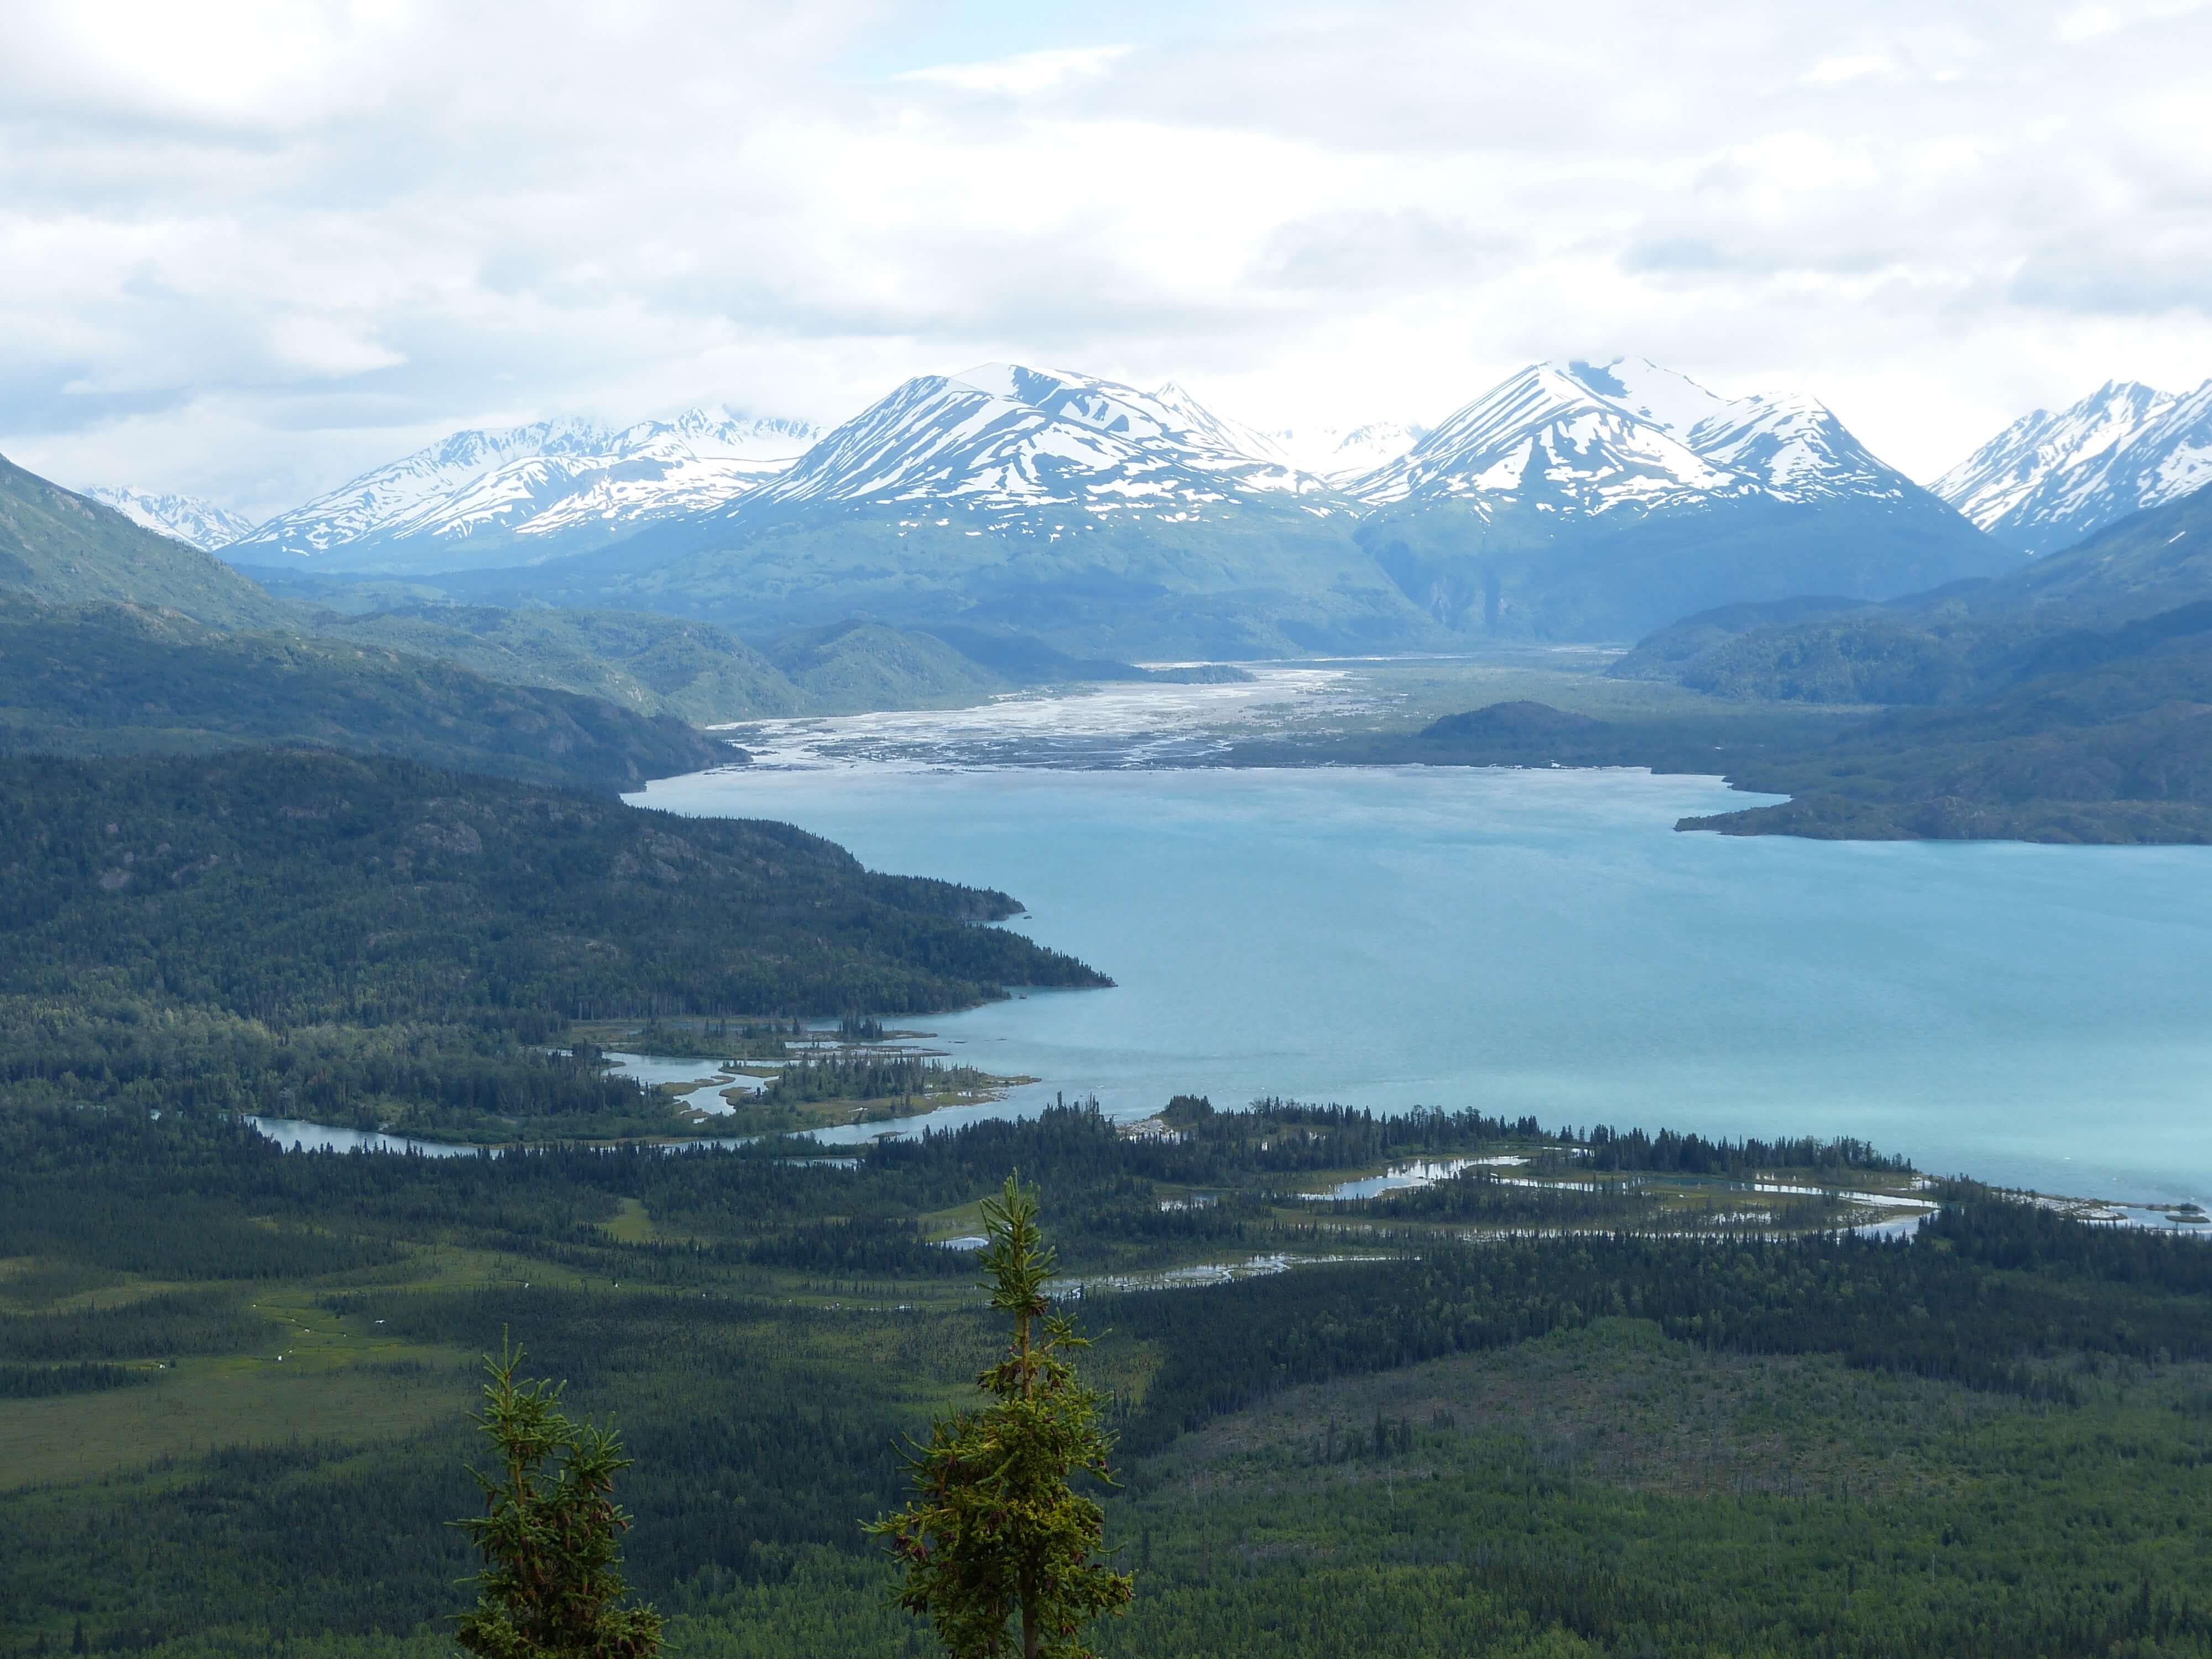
xmin=1400 ymin=681 xmax=2212 ymax=844
xmin=0 ymin=597 xmax=730 ymax=792
xmin=1375 ymin=492 xmax=2212 ymax=842
xmin=0 ymin=749 xmax=1104 ymax=1139
xmin=312 ymin=603 xmax=811 ymax=724
xmin=1611 ymin=484 xmax=2212 ymax=706
xmin=310 ymin=606 xmax=1047 ymax=722
xmin=0 ymin=453 xmax=293 ymax=629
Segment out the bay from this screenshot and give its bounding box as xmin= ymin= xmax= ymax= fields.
xmin=636 ymin=758 xmax=2212 ymax=1206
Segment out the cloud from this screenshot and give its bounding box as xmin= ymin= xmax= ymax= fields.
xmin=895 ymin=45 xmax=1133 ymax=96
xmin=1803 ymin=55 xmax=1900 ymax=85
xmin=0 ymin=0 xmax=2208 ymax=510
xmin=1250 ymin=210 xmax=1509 ymax=294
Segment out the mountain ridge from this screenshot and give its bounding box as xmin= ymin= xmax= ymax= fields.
xmin=0 ymin=453 xmax=294 ymax=629
xmin=1932 ymin=378 xmax=2212 ymax=554
xmin=222 ymin=409 xmax=822 ymax=573
xmin=84 ymin=487 xmax=257 ymax=551
xmin=1347 ymin=356 xmax=2011 ymax=640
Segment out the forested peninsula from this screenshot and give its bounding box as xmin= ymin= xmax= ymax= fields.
xmin=0 ymin=749 xmax=1106 ymax=1141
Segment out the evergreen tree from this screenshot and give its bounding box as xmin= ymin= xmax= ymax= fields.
xmin=452 ymin=1340 xmax=661 ymax=1659
xmin=869 ymin=1175 xmax=1134 ymax=1658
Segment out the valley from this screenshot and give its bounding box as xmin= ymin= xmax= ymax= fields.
xmin=11 ymin=10 xmax=2212 ymax=1655
xmin=6 ymin=1100 xmax=2210 ymax=1657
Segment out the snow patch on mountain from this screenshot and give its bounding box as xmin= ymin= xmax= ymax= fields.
xmin=1350 ymin=357 xmax=1925 ymax=517
xmin=1933 ymin=379 xmax=2212 ymax=554
xmin=85 ymin=487 xmax=257 ymax=551
xmin=1263 ymin=421 xmax=1428 ymax=480
xmin=223 ymin=410 xmax=820 ymax=568
xmin=1350 ymin=362 xmax=1750 ymax=514
xmin=729 ymin=364 xmax=1337 ymax=531
xmin=230 ymin=418 xmax=612 ymax=559
xmin=1687 ymin=394 xmax=1906 ymax=502
xmin=1561 ymin=358 xmax=1731 ymax=439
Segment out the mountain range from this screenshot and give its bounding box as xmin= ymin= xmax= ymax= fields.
xmin=83 ymin=356 xmax=2212 ymax=658
xmin=222 ymin=409 xmax=823 ymax=573
xmin=1930 ymin=378 xmax=2212 ymax=555
xmin=1343 ymin=358 xmax=2012 ymax=638
xmin=404 ymin=358 xmax=2025 ymax=650
xmin=504 ymin=363 xmax=1413 ymax=658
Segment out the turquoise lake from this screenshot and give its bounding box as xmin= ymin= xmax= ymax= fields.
xmin=634 ymin=759 xmax=2212 ymax=1204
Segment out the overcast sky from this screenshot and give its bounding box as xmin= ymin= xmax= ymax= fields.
xmin=2 ymin=0 xmax=2209 ymax=517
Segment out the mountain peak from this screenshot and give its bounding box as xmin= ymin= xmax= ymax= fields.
xmin=729 ymin=361 xmax=1329 ymax=528
xmin=85 ymin=487 xmax=258 ymax=551
xmin=948 ymin=362 xmax=1088 ymax=404
xmin=1932 ymin=378 xmax=2209 ymax=553
xmin=1351 ymin=359 xmax=1746 ymax=512
xmin=224 ymin=405 xmax=821 ymax=571
xmin=1349 ymin=358 xmax=1922 ymax=513
xmin=1556 ymin=357 xmax=1732 ymax=436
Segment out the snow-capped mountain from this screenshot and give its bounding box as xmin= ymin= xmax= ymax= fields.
xmin=85 ymin=487 xmax=257 ymax=551
xmin=1684 ymin=394 xmax=1911 ymax=503
xmin=1348 ymin=357 xmax=2010 ymax=641
xmin=1932 ymin=379 xmax=2212 ymax=555
xmin=1353 ymin=362 xmax=1743 ymax=513
xmin=230 ymin=418 xmax=611 ymax=561
xmin=1262 ymin=422 xmax=1427 ymax=480
xmin=546 ymin=364 xmax=1426 ymax=661
xmin=1349 ymin=358 xmax=1921 ymax=514
xmin=224 ymin=410 xmax=819 ymax=572
xmin=724 ymin=363 xmax=1334 ymax=530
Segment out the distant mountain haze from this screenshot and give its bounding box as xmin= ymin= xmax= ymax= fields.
xmin=1611 ymin=481 xmax=2212 ymax=705
xmin=84 ymin=487 xmax=257 ymax=551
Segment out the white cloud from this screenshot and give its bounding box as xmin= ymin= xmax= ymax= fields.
xmin=2056 ymin=6 xmax=2125 ymax=40
xmin=896 ymin=45 xmax=1133 ymax=95
xmin=0 ymin=0 xmax=2208 ymax=513
xmin=1804 ymin=55 xmax=1898 ymax=85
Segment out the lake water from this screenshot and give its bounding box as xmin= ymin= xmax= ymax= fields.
xmin=636 ymin=755 xmax=2212 ymax=1206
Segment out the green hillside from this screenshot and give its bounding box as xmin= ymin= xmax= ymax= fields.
xmin=0 ymin=598 xmax=728 ymax=793
xmin=1359 ymin=490 xmax=2015 ymax=644
xmin=1407 ymin=631 xmax=2212 ymax=843
xmin=0 ymin=452 xmax=293 ymax=628
xmin=314 ymin=604 xmax=808 ymax=724
xmin=484 ymin=505 xmax=1449 ymax=660
xmin=1614 ymin=484 xmax=2212 ymax=705
xmin=0 ymin=747 xmax=1104 ymax=1144
xmin=764 ymin=619 xmax=1011 ymax=709
xmin=0 ymin=747 xmax=1103 ymax=1031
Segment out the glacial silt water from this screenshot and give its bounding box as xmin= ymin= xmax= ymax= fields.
xmin=636 ymin=761 xmax=2212 ymax=1204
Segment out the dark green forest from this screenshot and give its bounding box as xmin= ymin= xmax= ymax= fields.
xmin=1576 ymin=486 xmax=2212 ymax=841
xmin=1 ymin=1100 xmax=2209 ymax=1657
xmin=0 ymin=748 xmax=1103 ymax=1141
xmin=0 ymin=597 xmax=732 ymax=794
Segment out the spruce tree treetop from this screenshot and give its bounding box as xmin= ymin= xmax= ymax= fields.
xmin=453 ymin=1340 xmax=662 ymax=1659
xmin=869 ymin=1174 xmax=1135 ymax=1659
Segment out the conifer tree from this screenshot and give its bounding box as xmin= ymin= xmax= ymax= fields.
xmin=869 ymin=1175 xmax=1134 ymax=1659
xmin=453 ymin=1340 xmax=661 ymax=1659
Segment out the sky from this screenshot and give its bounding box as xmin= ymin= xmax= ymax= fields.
xmin=2 ymin=0 xmax=2209 ymax=519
